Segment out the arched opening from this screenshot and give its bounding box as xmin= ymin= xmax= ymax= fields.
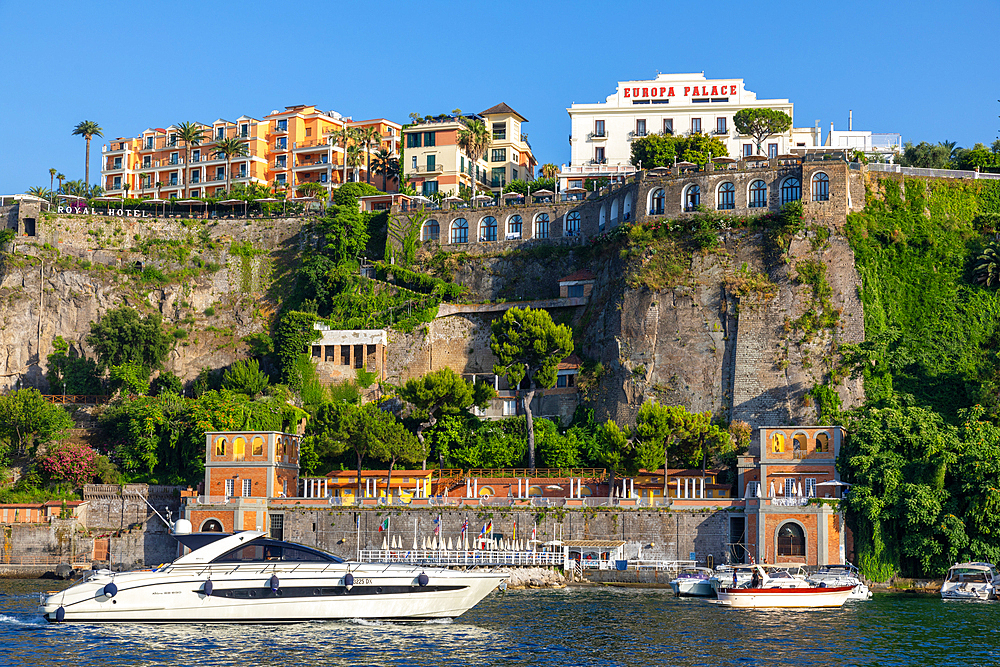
xmin=214 ymin=437 xmax=227 ymax=456
xmin=749 ymin=180 xmax=767 ymax=208
xmin=233 ymin=436 xmax=246 ymax=461
xmin=251 ymin=436 xmax=264 ymax=456
xmin=649 ymin=188 xmax=665 ymax=215
xmin=599 ymin=205 xmax=607 ymax=231
xmin=566 ymin=211 xmax=581 ymax=236
xmin=422 ymin=219 xmax=440 ymax=241
xmin=623 ymin=192 xmax=633 ymax=221
xmin=508 ymin=214 xmax=522 ymax=239
xmin=528 ymin=485 xmax=543 ymax=497
xmin=610 ymin=199 xmax=619 ymax=226
xmin=815 ymin=432 xmax=830 ymax=453
xmin=777 ymin=522 xmax=805 ymax=557
xmin=717 ymin=182 xmax=735 ymax=210
xmin=812 ymin=172 xmax=829 ymax=202
xmin=792 ymin=433 xmax=807 ymax=459
xmin=781 ymin=177 xmax=801 ymax=205
xmin=201 ymin=519 xmax=224 ymax=532
xmin=480 ymin=216 xmax=497 ymax=242
xmin=535 ymin=213 xmax=550 ymax=239
xmin=770 ymin=432 xmax=786 ymax=453
xmin=450 ymin=218 xmax=468 ymax=244
xmin=683 ymin=184 xmax=700 ymax=211
xmin=478 ymin=486 xmax=494 ymax=498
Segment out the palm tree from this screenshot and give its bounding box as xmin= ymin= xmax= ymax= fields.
xmin=56 ymin=173 xmax=66 ymax=195
xmin=540 ymin=163 xmax=558 ymax=181
xmin=975 ymin=240 xmax=1000 ymax=287
xmin=371 ymin=149 xmax=399 ymax=192
xmin=122 ymin=182 xmax=131 ymax=201
xmin=72 ymin=120 xmax=103 ymax=188
xmin=214 ymin=137 xmax=250 ymax=194
xmin=346 ymin=142 xmax=364 ymax=182
xmin=176 ymin=121 xmax=206 ymax=198
xmin=330 ymin=125 xmax=356 ymax=186
xmin=27 ymin=186 xmax=52 ymax=199
xmin=456 ymin=119 xmax=491 ymax=203
xmin=48 ymin=168 xmax=57 ymax=203
xmin=360 ymin=126 xmax=382 ymax=185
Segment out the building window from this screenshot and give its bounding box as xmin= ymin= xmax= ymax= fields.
xmin=535 ymin=213 xmax=549 ymax=239
xmin=276 ymin=156 xmax=287 ymax=168
xmin=684 ymin=184 xmax=700 ymax=211
xmin=594 ymin=120 xmax=605 ymax=137
xmin=423 ymin=131 xmax=436 ymax=147
xmin=276 ymin=174 xmax=286 ymax=186
xmin=566 ymin=211 xmax=581 ymax=236
xmin=276 ymin=137 xmax=287 ymax=150
xmin=793 ymin=433 xmax=807 ymax=459
xmin=635 ymin=119 xmax=646 ymax=137
xmin=216 ymin=127 xmax=225 ymax=140
xmin=743 ymin=144 xmax=753 ymax=157
xmin=113 ymin=157 xmax=122 ymax=169
xmin=777 ymin=523 xmax=805 ymax=556
xmin=234 ymin=437 xmax=246 ymax=461
xmin=491 ymin=167 xmax=505 ymax=187
xmin=650 ymin=188 xmax=665 ymax=215
xmin=240 ymin=123 xmax=249 ymax=138
xmin=422 ymin=180 xmax=438 ymax=195
xmin=276 ymin=120 xmax=287 ymax=132
xmin=215 ymin=437 xmax=227 ymax=456
xmin=717 ymin=182 xmax=735 ymax=210
xmin=716 ymin=117 xmax=727 ymax=134
xmin=451 ymin=218 xmax=468 ymax=244
xmin=812 ymin=172 xmax=830 ymax=201
xmin=508 ymin=215 xmax=522 ymax=239
xmin=142 ymin=156 xmax=151 ymax=168
xmin=567 ymin=284 xmax=584 ymax=298
xmin=423 ymin=219 xmax=440 ymax=241
xmin=491 ymin=148 xmax=507 ymax=163
xmin=252 ymin=436 xmax=264 ymax=456
xmin=202 ymin=519 xmax=223 ymax=532
xmin=320 ymin=172 xmax=328 ymax=183
xmin=269 ymin=513 xmax=284 ymax=540
xmin=691 ymin=118 xmax=701 ymax=133
xmin=191 ymin=169 xmax=200 ymax=183
xmin=481 ymin=216 xmax=497 ymax=242
xmin=406 ymin=133 xmax=421 ymax=148
xmin=784 ymin=478 xmax=796 ymax=497
xmin=768 ymin=143 xmax=778 ymax=159
xmin=426 ymin=155 xmax=435 ymax=171
xmin=512 ymin=168 xmax=518 ymax=180
xmin=145 ymin=136 xmax=153 ymax=149
xmin=113 ymin=176 xmax=121 ymax=189
xmin=225 ymin=479 xmax=234 ymax=499
xmin=805 ymin=478 xmax=817 ymax=498
xmin=663 ymin=119 xmax=673 ymax=135
xmin=503 ymin=399 xmax=516 ymax=416
xmin=749 ymin=180 xmax=767 ymax=208
xmin=242 ymin=479 xmax=251 ymax=497
xmin=770 ymin=432 xmax=785 ymax=453
xmin=411 ymin=155 xmax=417 ymax=171
xmin=781 ymin=177 xmax=801 ymax=205
xmin=594 ymin=147 xmax=605 ymax=164
xmin=493 ymin=122 xmax=506 ymax=140
xmin=815 ymin=432 xmax=830 ymax=452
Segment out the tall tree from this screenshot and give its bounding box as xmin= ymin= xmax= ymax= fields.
xmin=72 ymin=120 xmax=104 ymax=188
xmin=85 ymin=306 xmax=172 ymax=383
xmin=0 ymin=388 xmax=73 ymax=457
xmin=56 ymin=173 xmax=66 ymax=194
xmin=733 ymin=108 xmax=792 ymax=155
xmin=398 ymin=368 xmax=496 ymax=467
xmin=214 ymin=137 xmax=249 ymax=194
xmin=346 ymin=140 xmax=364 ymax=183
xmin=48 ymin=168 xmax=57 ymax=203
xmin=371 ymin=149 xmax=400 ymax=192
xmin=330 ymin=125 xmax=355 ymax=186
xmin=370 ymin=417 xmax=423 ymax=499
xmin=457 ymin=119 xmax=491 ymax=202
xmin=360 ymin=125 xmax=382 ymax=185
xmin=539 ymin=163 xmax=558 ymax=181
xmin=632 ymin=402 xmax=694 ymax=496
xmin=490 ymin=307 xmax=574 ymax=469
xmin=176 ymin=121 xmax=207 ymax=198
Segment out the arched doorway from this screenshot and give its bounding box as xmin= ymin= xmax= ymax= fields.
xmin=201 ymin=519 xmax=224 ymax=532
xmin=777 ymin=522 xmax=805 ymax=557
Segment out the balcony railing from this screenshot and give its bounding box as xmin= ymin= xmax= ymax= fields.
xmin=274 ymin=163 xmax=288 ymax=170
xmin=294 ymin=139 xmax=331 ymax=149
xmin=411 ymin=163 xmax=443 ymax=173
xmin=588 ymin=131 xmax=607 ymax=140
xmin=272 ymin=123 xmax=289 ymax=133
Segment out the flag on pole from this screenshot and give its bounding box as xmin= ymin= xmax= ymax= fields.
xmin=434 ymin=515 xmax=441 ymax=536
xmin=485 ymin=520 xmax=493 ymax=537
xmin=479 ymin=522 xmax=488 ymax=538
xmin=378 ymin=517 xmax=389 ymax=532
xmin=512 ymin=523 xmax=517 ymax=541
xmin=531 ymin=523 xmax=537 ymax=541
xmin=461 ymin=519 xmax=469 ymax=538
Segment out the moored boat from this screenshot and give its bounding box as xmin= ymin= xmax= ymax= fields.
xmin=806 ymin=563 xmax=872 ymax=601
xmin=39 ymin=529 xmax=507 ymax=623
xmin=709 ymin=563 xmax=808 ymax=594
xmin=940 ymin=562 xmax=999 ymax=600
xmin=669 ymin=567 xmax=715 ymax=597
xmin=715 ymin=564 xmax=853 ymax=608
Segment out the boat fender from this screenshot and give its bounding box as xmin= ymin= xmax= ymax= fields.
xmin=103 ymin=582 xmax=118 ymax=598
xmin=55 ymin=606 xmax=65 ymax=622
xmin=203 ymin=580 xmax=214 ymax=596
xmin=269 ymin=575 xmax=280 ymax=592
xmin=344 ymin=573 xmax=354 ymax=590
xmin=418 ymin=573 xmax=429 ymax=587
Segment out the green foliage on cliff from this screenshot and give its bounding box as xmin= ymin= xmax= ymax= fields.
xmin=630 ymin=133 xmax=729 ymax=168
xmin=86 ymin=307 xmax=172 ymax=385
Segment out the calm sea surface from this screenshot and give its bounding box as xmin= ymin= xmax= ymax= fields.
xmin=0 ymin=579 xmax=997 ymax=667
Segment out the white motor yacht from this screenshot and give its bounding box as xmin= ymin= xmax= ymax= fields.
xmin=710 ymin=563 xmax=808 ymax=594
xmin=940 ymin=562 xmax=999 ymax=600
xmin=669 ymin=567 xmax=715 ymax=597
xmin=715 ymin=565 xmax=853 ymax=609
xmin=807 ymin=563 xmax=872 ymax=601
xmin=40 ymin=530 xmax=507 ymax=623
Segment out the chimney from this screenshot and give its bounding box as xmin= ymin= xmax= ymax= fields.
xmin=849 ymin=110 xmax=853 ymax=131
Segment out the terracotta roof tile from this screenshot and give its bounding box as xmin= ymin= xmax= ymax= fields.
xmin=558 ymin=269 xmax=596 ymax=283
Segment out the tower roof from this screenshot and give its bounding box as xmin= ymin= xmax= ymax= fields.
xmin=480 ymin=103 xmax=527 ymax=122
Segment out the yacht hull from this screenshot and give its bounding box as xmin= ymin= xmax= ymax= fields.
xmin=715 ymin=585 xmax=854 ymax=608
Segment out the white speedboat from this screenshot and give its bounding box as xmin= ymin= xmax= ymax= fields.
xmin=669 ymin=567 xmax=715 ymax=597
xmin=807 ymin=563 xmax=872 ymax=601
xmin=40 ymin=530 xmax=507 ymax=623
xmin=941 ymin=562 xmax=999 ymax=600
xmin=715 ymin=565 xmax=853 ymax=608
xmin=710 ymin=563 xmax=808 ymax=594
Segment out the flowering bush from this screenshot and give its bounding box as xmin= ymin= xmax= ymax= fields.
xmin=38 ymin=443 xmax=100 ymax=489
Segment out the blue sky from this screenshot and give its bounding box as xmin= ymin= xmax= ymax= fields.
xmin=2 ymin=0 xmax=998 ymax=193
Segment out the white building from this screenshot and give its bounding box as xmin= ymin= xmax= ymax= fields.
xmin=561 ymin=72 xmax=823 ymax=189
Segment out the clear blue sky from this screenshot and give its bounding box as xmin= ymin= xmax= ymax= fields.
xmin=2 ymin=0 xmax=998 ymax=193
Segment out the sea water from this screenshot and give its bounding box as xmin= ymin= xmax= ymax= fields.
xmin=1 ymin=579 xmax=997 ymax=666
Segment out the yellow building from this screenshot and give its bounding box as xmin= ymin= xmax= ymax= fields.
xmin=480 ymin=103 xmax=538 ymax=192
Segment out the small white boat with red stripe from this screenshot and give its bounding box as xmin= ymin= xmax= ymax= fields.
xmin=715 ymin=564 xmax=854 ymax=608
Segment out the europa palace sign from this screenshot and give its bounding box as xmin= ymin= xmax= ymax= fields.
xmin=616 ymin=80 xmax=743 ymax=103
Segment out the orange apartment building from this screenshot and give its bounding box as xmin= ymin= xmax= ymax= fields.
xmin=100 ymin=105 xmax=401 ymax=200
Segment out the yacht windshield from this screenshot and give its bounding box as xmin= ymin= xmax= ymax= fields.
xmin=947 ymin=568 xmax=990 ymax=583
xmin=213 ymin=539 xmax=343 ymax=563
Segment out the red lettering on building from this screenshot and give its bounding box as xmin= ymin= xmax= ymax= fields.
xmin=668 ymin=87 xmax=675 ymax=97
xmin=660 ymin=87 xmax=667 ymax=96
xmin=730 ymin=85 xmax=737 ymax=95
xmin=624 ymin=88 xmax=630 ymax=98
xmin=684 ymin=87 xmax=690 ymax=96
xmin=632 ymin=88 xmax=640 ymax=97
xmin=711 ymin=86 xmax=718 ymax=96
xmin=702 ymin=86 xmax=708 ymax=95
xmin=642 ymin=88 xmax=648 ymax=97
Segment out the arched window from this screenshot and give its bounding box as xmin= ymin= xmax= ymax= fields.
xmin=623 ymin=192 xmax=633 ymax=221
xmin=251 ymin=436 xmax=264 ymax=456
xmin=770 ymin=432 xmax=785 ymax=453
xmin=781 ymin=177 xmax=801 ymax=205
xmin=777 ymin=523 xmax=805 ymax=556
xmin=792 ymin=434 xmax=807 ymax=459
xmin=749 ymin=180 xmax=767 ymax=208
xmin=422 ymin=219 xmax=440 ymax=241
xmin=684 ymin=184 xmax=700 ymax=211
xmin=234 ymin=436 xmax=246 ymax=461
xmin=480 ymin=216 xmax=497 ymax=242
xmin=650 ymin=188 xmax=665 ymax=215
xmin=812 ymin=172 xmax=829 ymax=201
xmin=215 ymin=437 xmax=227 ymax=456
xmin=610 ymin=199 xmax=619 ymax=226
xmin=450 ymin=218 xmax=468 ymax=244
xmin=566 ymin=211 xmax=581 ymax=236
xmin=201 ymin=519 xmax=224 ymax=532
xmin=815 ymin=432 xmax=830 ymax=453
xmin=717 ymin=182 xmax=735 ymax=210
xmin=599 ymin=205 xmax=607 ymax=231
xmin=528 ymin=485 xmax=543 ymax=497
xmin=478 ymin=486 xmax=495 ymax=498
xmin=535 ymin=213 xmax=549 ymax=239
xmin=508 ymin=215 xmax=522 ymax=239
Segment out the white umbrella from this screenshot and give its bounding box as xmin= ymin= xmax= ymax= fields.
xmin=422 ymin=536 xmax=428 ymax=549
xmin=797 ymin=482 xmax=803 ymax=498
xmin=381 ymin=536 xmax=388 ymax=550
xmin=463 ymin=535 xmax=469 ymax=551
xmin=447 ymin=537 xmax=453 ymax=550
xmin=253 ymin=197 xmax=279 ymax=203
xmin=174 ymin=199 xmax=203 ymax=205
xmin=531 ymin=189 xmax=554 ymax=196
xmin=769 ymin=481 xmax=776 ymax=497
xmin=502 ymin=192 xmax=522 ymax=199
xmin=443 ymin=195 xmax=463 ymax=203
xmin=58 ymin=194 xmax=86 ymax=201
xmin=816 ymin=480 xmax=851 ymax=487
xmin=141 ymin=198 xmax=167 ymax=204
xmin=93 ymin=195 xmax=122 ymax=202
xmin=412 ymin=537 xmax=418 ymax=550
xmin=565 ymin=186 xmax=587 ymax=193
xmin=473 ymin=194 xmax=492 ymax=201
